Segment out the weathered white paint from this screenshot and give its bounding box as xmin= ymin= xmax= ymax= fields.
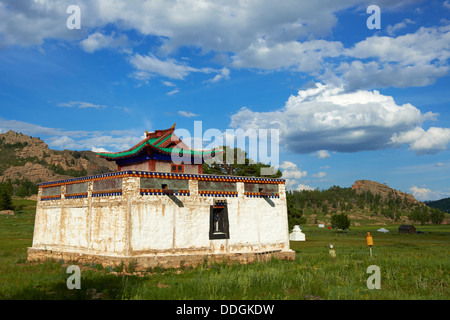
xmin=120 ymin=161 xmax=149 ymax=171
xmin=155 ymin=161 xmax=170 ymax=172
xmin=183 ymin=164 xmax=201 ymax=174
xmin=60 ymin=207 xmax=89 ymax=248
xmin=30 ymin=175 xmax=293 ymax=264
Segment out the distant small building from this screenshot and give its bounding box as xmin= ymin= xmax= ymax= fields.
xmin=398 ymin=225 xmax=416 ymax=234
xmin=289 ymin=225 xmax=306 ymax=241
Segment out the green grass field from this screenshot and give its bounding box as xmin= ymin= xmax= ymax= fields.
xmin=0 ymin=200 xmax=448 ymax=300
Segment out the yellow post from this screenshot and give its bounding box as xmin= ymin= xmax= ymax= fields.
xmin=366 ymin=232 xmax=374 ymax=246
xmin=366 ymin=232 xmax=374 ymax=257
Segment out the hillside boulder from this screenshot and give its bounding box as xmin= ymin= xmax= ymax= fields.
xmin=352 ymin=180 xmax=419 ymax=204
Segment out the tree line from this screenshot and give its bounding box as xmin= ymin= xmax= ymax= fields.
xmin=0 ymin=179 xmax=38 ymax=211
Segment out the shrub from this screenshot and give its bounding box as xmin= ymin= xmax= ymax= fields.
xmin=409 ymin=207 xmax=430 ymax=225
xmin=331 ymin=213 xmax=351 ymax=231
xmin=430 ymin=208 xmax=446 ymax=225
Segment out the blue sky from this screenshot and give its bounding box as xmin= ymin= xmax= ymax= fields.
xmin=0 ymin=0 xmax=449 ymax=201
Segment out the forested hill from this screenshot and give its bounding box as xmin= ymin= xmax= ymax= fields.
xmin=425 ymin=198 xmax=450 ymax=213
xmin=286 ymin=183 xmax=448 ymax=228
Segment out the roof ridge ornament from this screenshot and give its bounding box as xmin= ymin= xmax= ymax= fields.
xmin=145 ymin=123 xmax=176 ymax=137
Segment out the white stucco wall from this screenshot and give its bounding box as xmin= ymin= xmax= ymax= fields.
xmin=120 ymin=161 xmax=149 ymax=171
xmin=32 ymin=175 xmax=290 ymax=257
xmin=60 ymin=206 xmax=89 ymax=248
xmin=183 ymin=164 xmax=201 ymax=174
xmin=33 ymin=206 xmax=62 ymax=248
xmin=155 ymin=161 xmax=171 ymax=172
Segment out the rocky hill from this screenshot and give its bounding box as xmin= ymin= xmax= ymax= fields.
xmin=286 ymin=180 xmax=450 ymax=227
xmin=0 ymin=130 xmax=116 ymax=185
xmin=351 ymin=180 xmax=419 ymax=204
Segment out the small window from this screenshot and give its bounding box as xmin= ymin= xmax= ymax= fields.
xmin=161 ymin=183 xmax=174 ymax=194
xmin=209 ymin=205 xmax=230 ymax=239
xmin=171 ymin=164 xmax=184 ymax=173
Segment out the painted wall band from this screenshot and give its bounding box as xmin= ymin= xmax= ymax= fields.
xmin=244 ymin=192 xmax=280 ymax=198
xmin=38 ymin=170 xmax=285 ymax=188
xmin=65 ymin=192 xmax=88 ymax=199
xmin=140 ymin=189 xmax=190 ymax=196
xmin=91 ymin=189 xmax=123 ymax=197
xmin=199 ymin=191 xmax=238 ymax=197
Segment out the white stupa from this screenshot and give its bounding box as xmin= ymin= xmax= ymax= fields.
xmin=289 ymin=225 xmax=306 ymax=241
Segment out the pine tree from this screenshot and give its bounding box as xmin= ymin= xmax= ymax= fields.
xmin=0 ymin=188 xmax=14 ymax=211
xmin=287 ymin=194 xmax=306 ymax=231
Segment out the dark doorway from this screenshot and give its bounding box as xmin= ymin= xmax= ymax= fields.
xmin=209 ymin=204 xmax=230 ymax=239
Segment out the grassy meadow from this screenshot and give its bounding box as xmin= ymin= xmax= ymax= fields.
xmin=0 ymin=199 xmax=448 ymax=300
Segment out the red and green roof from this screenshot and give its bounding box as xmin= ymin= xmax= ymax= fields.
xmin=96 ymin=124 xmax=221 ymax=161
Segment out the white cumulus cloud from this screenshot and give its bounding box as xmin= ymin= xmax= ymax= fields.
xmin=167 ymin=89 xmax=180 ymax=96
xmin=231 ymin=39 xmax=343 ymax=73
xmin=390 ymin=127 xmax=450 ymax=154
xmin=336 ymin=25 xmax=450 ymax=90
xmin=0 ymin=118 xmax=142 ymax=152
xmin=204 ymin=67 xmax=230 ymax=83
xmin=2 ymin=1 xmax=449 ymax=91
xmin=314 ymin=150 xmax=331 ymax=159
xmin=91 ymin=147 xmax=110 ymax=153
xmin=128 ymin=53 xmax=229 ymax=82
xmin=80 ymin=32 xmax=129 ymax=53
xmin=280 ymin=161 xmax=307 ymax=182
xmin=386 ymin=19 xmax=415 ymax=36
xmin=312 ymin=172 xmax=327 ymax=178
xmin=230 ymin=82 xmax=443 ymax=154
xmin=57 ymin=101 xmax=107 ymax=109
xmin=128 ymin=53 xmax=205 ymax=80
xmin=296 ymin=184 xmax=314 ymax=191
xmin=408 ymin=185 xmax=445 ymax=201
xmin=178 ymin=111 xmax=198 ymax=118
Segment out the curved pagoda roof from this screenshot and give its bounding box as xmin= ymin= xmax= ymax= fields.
xmin=96 ymin=123 xmax=221 ymax=161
